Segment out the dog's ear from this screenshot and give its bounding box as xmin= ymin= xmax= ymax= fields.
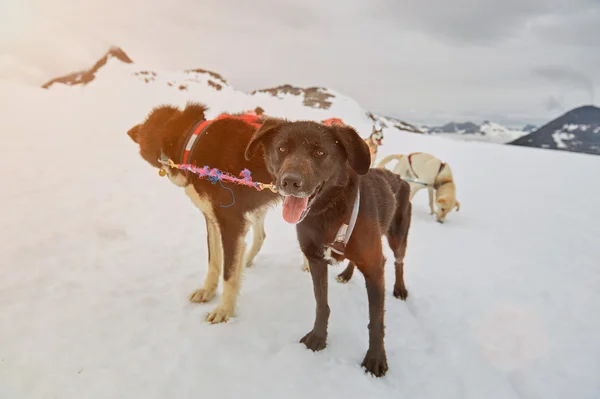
xmin=127 ymin=125 xmax=140 ymax=143
xmin=245 ymin=118 xmax=283 ymax=160
xmin=331 ymin=125 xmax=372 ymax=175
xmin=455 ymin=200 xmax=460 ymax=211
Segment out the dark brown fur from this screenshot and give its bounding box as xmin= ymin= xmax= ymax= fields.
xmin=245 ymin=119 xmax=412 ymax=377
xmin=127 ymin=102 xmax=280 ymax=322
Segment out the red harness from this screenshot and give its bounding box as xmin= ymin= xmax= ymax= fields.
xmin=181 ymin=112 xmax=263 ymax=164
xmin=321 ymin=117 xmax=345 ymax=126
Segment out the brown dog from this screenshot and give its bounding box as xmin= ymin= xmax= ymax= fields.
xmin=245 ymin=119 xmax=412 ymax=377
xmin=127 ymin=103 xmax=280 ymax=323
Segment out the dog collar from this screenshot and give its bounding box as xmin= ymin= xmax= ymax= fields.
xmin=180 ymin=120 xmax=212 ymax=164
xmin=328 ymin=188 xmax=360 ymax=256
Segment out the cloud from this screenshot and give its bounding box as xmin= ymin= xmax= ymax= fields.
xmin=2 ymin=0 xmax=599 ymax=127
xmin=532 ymin=4 xmax=600 ymax=48
xmin=533 ymin=66 xmax=595 ymax=103
xmin=368 ymin=0 xmax=588 ymax=45
xmin=542 ymin=96 xmax=563 ymax=111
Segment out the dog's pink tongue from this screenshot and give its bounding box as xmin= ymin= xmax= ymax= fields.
xmin=282 ymin=196 xmax=309 ymax=224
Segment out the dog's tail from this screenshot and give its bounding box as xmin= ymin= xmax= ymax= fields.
xmin=376 ymin=154 xmax=405 ymax=169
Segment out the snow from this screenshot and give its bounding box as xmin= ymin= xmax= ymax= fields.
xmin=2 ymin=65 xmax=600 ymax=399
xmin=552 ymin=131 xmax=576 ymax=149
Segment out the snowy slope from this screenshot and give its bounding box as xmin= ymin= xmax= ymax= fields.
xmin=423 ymin=121 xmax=527 ymax=144
xmin=38 ymin=48 xmax=422 ymax=143
xmin=2 ymin=72 xmax=600 ymax=399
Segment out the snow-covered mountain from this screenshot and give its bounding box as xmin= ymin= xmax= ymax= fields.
xmin=510 ymin=105 xmax=600 ymax=155
xmin=422 ymin=120 xmax=527 ymax=144
xmin=41 ymin=47 xmax=423 ymax=138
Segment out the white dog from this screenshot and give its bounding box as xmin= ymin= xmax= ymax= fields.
xmin=377 ymin=152 xmax=460 ymax=223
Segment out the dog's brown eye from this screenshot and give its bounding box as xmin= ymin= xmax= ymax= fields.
xmin=314 ymin=150 xmax=325 ymax=157
xmin=278 ymin=146 xmax=288 ymax=153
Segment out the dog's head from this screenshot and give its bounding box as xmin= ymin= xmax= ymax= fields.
xmin=126 ymin=103 xmax=208 ymax=188
xmin=435 ymin=195 xmax=460 ymax=223
xmin=370 ymin=126 xmax=384 ymax=146
xmin=126 ymin=105 xmax=182 ymax=169
xmin=245 ymin=119 xmax=371 ymax=224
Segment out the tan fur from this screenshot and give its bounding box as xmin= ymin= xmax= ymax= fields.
xmin=183 ymin=185 xmax=259 ymax=323
xmin=184 ymin=186 xmax=223 ymax=306
xmin=207 ymin=220 xmax=249 ymax=323
xmin=244 ymin=206 xmax=268 ymax=268
xmin=166 ymin=168 xmax=189 ymax=187
xmin=377 ymin=152 xmax=460 ymax=223
xmin=365 ymin=126 xmax=384 ymax=166
xmin=302 ymin=255 xmax=310 ymax=272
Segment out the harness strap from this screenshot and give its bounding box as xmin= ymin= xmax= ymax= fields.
xmin=408 ymin=152 xmax=420 ymax=178
xmin=406 ymin=154 xmax=446 ymax=188
xmin=328 ymin=189 xmax=360 ymax=256
xmin=180 ymin=113 xmax=263 ymax=164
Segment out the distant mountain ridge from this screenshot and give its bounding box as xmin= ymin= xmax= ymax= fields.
xmin=40 ymin=47 xmax=423 ymax=136
xmin=522 ymin=124 xmax=537 ymax=133
xmin=40 ymin=47 xmax=599 ymax=156
xmin=421 ymin=120 xmax=527 ymax=144
xmin=509 ymin=105 xmax=600 ymax=155
xmin=42 ymin=47 xmax=423 ymax=135
xmin=42 ymin=47 xmax=133 ymax=89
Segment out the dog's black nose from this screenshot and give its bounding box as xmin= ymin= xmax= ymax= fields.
xmin=281 ymin=173 xmax=304 ymax=190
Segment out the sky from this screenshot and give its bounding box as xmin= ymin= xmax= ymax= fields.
xmin=1 ymin=0 xmax=599 ymax=127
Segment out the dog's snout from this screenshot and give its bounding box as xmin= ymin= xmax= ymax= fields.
xmin=281 ymin=173 xmax=304 ymax=191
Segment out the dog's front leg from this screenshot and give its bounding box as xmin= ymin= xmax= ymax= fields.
xmin=300 ymin=252 xmax=330 ymax=351
xmin=189 ymin=210 xmax=222 ymax=303
xmin=428 ymin=187 xmax=435 ymax=214
xmin=205 ymin=212 xmax=250 ymax=323
xmin=358 ymin=258 xmax=388 ymax=377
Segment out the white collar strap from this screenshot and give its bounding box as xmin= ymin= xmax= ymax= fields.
xmin=328 ymin=188 xmax=360 ymax=256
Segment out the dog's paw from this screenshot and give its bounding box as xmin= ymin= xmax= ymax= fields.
xmin=336 ymin=273 xmax=351 ymax=283
xmin=206 ymin=306 xmax=234 ymax=324
xmin=300 ymin=330 xmax=327 ymax=351
xmin=361 ymin=349 xmax=388 ymax=377
xmin=189 ymin=288 xmax=216 ymax=303
xmin=393 ymin=285 xmax=408 ymax=300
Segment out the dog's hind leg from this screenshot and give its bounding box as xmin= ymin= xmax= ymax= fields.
xmin=206 ymin=211 xmax=250 ymax=323
xmin=386 ymin=202 xmax=412 ymax=300
xmin=428 ymin=187 xmax=435 ymax=214
xmin=336 ymin=261 xmax=356 ymax=283
xmin=355 ymin=255 xmax=388 ymax=377
xmin=244 ymin=207 xmax=267 ymax=268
